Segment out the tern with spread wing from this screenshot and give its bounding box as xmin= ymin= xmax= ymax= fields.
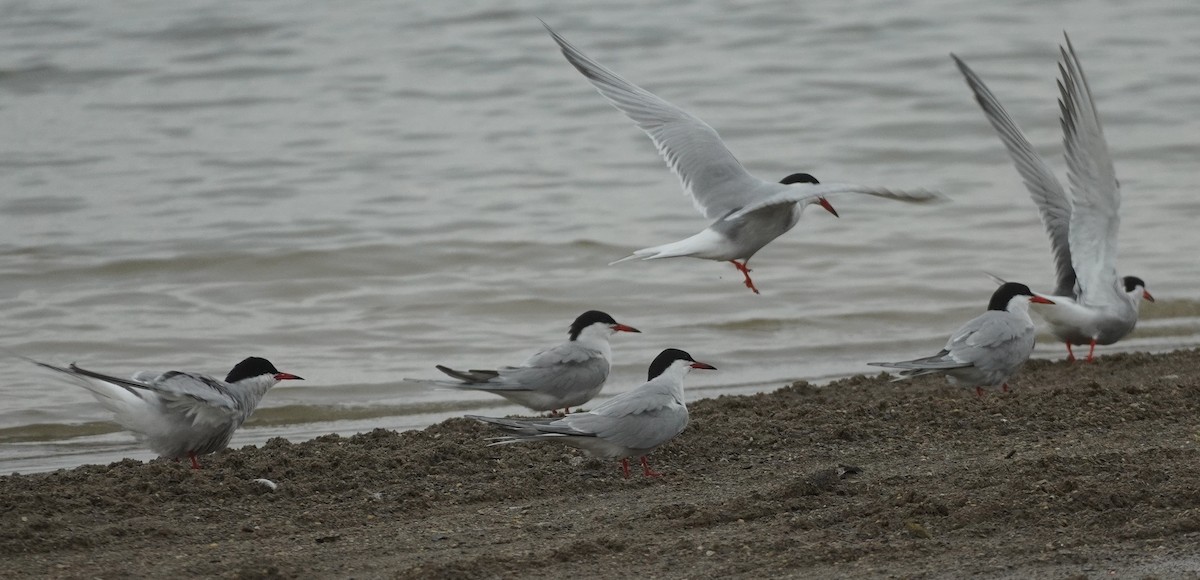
xmin=415 ymin=310 xmax=639 ymax=414
xmin=468 ymin=348 xmax=715 ymax=478
xmin=30 ymin=356 xmax=303 ymax=468
xmin=953 ymin=35 xmax=1153 ymax=362
xmin=542 ymin=22 xmax=940 ymax=294
xmin=870 ymin=283 xmax=1053 ymax=396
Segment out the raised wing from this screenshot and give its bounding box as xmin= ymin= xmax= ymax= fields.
xmin=723 ymin=182 xmax=940 ymax=221
xmin=543 ymin=22 xmax=762 ymax=220
xmin=953 ymin=54 xmax=1076 ymax=297
xmin=1058 ymin=35 xmax=1122 ymax=306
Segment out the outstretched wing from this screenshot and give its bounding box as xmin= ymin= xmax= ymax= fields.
xmin=953 ymin=54 xmax=1076 ymax=297
xmin=1057 ymin=34 xmax=1123 ymax=307
xmin=723 ymin=183 xmax=940 ymax=221
xmin=543 ymin=22 xmax=763 ymax=220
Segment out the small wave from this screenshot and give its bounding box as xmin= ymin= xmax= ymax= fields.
xmin=0 ymin=64 xmax=146 ymax=94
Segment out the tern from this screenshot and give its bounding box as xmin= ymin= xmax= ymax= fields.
xmin=467 ymin=348 xmax=715 ymax=478
xmin=418 ymin=310 xmax=640 ymax=414
xmin=543 ymin=22 xmax=940 ymax=294
xmin=953 ymin=35 xmax=1154 ymax=362
xmin=30 ymin=356 xmax=302 ymax=468
xmin=869 ymin=282 xmax=1053 ymax=396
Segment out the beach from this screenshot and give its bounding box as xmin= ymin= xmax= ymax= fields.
xmin=3 ymin=349 xmax=1200 ymax=579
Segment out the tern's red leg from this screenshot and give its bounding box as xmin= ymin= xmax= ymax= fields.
xmin=1065 ymin=343 xmax=1075 ymax=362
xmin=640 ymin=456 xmax=662 ymax=478
xmin=1002 ymin=383 xmax=1010 ymax=393
xmin=620 ymin=458 xmax=631 ymax=479
xmin=728 ymin=261 xmax=760 ymax=294
xmin=975 ymin=386 xmax=985 ymax=398
xmin=1086 ymin=340 xmax=1097 ymax=363
xmin=188 ymin=452 xmax=201 ymax=470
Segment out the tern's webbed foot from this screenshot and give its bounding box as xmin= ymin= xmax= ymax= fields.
xmin=640 ymin=456 xmax=662 ymax=477
xmin=729 ymin=261 xmax=760 ymax=294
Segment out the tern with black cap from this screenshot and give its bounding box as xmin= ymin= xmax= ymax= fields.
xmin=542 ymin=22 xmax=940 ymax=294
xmin=468 ymin=348 xmax=715 ymax=478
xmin=412 ymin=310 xmax=640 ymax=414
xmin=953 ymin=35 xmax=1154 ymax=362
xmin=870 ymin=283 xmax=1052 ymax=396
xmin=28 ymin=356 xmax=302 ymax=468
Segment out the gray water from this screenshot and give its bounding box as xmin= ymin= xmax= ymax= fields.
xmin=2 ymin=0 xmax=1198 ymax=473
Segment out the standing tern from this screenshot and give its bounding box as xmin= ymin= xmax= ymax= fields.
xmin=869 ymin=282 xmax=1053 ymax=396
xmin=30 ymin=356 xmax=303 ymax=468
xmin=416 ymin=310 xmax=639 ymax=414
xmin=542 ymin=22 xmax=940 ymax=294
xmin=953 ymin=35 xmax=1154 ymax=362
xmin=468 ymin=348 xmax=715 ymax=478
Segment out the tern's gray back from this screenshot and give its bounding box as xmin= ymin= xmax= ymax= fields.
xmin=946 ymin=310 xmax=1036 ymax=379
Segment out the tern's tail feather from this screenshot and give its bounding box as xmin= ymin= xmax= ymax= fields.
xmin=25 ymin=358 xmax=159 ymax=431
xmin=435 ymin=365 xmax=499 ymax=383
xmin=983 ymin=272 xmax=1009 ymax=286
xmin=609 ymin=230 xmax=726 ymax=265
xmin=609 ymin=243 xmax=695 ymax=265
xmin=868 ymin=351 xmax=972 ymax=380
xmin=609 ymin=253 xmax=643 ymax=266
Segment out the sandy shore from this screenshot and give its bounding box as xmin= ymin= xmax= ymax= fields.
xmin=3 ymin=350 xmax=1200 ymax=579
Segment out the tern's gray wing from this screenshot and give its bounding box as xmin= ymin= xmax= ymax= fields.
xmin=869 ymin=311 xmax=1031 ymax=374
xmin=723 ymin=183 xmax=940 ymax=221
xmin=558 ymin=381 xmax=688 ymax=450
xmin=943 ymin=311 xmax=1034 ymax=371
xmin=494 ymin=342 xmax=608 ymax=391
xmin=953 ymin=54 xmax=1076 ymax=297
xmin=1057 ymin=35 xmax=1123 ymax=307
xmin=543 ymin=22 xmax=762 ymax=220
xmin=520 ymin=340 xmax=599 ymax=367
xmin=63 ymin=364 xmax=239 ymax=428
xmin=494 ymin=354 xmax=609 ymax=400
xmin=562 ymin=396 xmax=687 ymax=451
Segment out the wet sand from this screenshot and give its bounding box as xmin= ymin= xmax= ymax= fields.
xmin=3 ymin=350 xmax=1200 ymax=579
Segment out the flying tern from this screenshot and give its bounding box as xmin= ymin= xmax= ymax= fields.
xmin=543 ymin=22 xmax=940 ymax=294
